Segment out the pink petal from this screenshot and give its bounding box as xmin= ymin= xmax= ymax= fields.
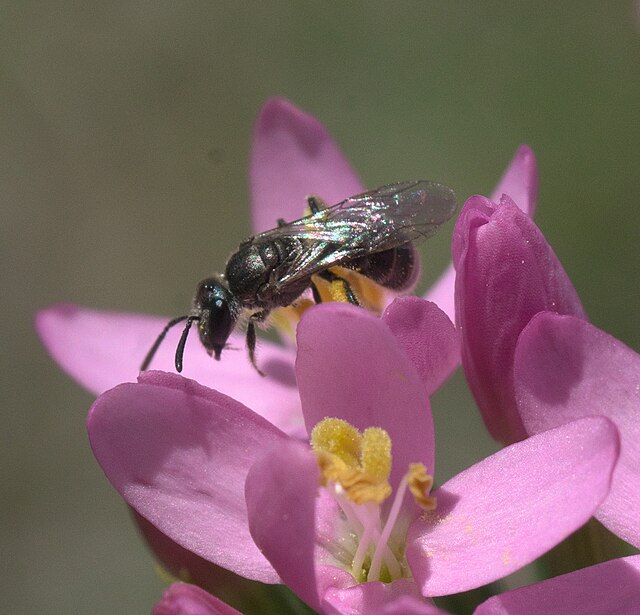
xmin=134 ymin=512 xmax=268 ymax=600
xmin=245 ymin=441 xmax=447 ymax=615
xmin=36 ymin=304 xmax=304 ymax=436
xmin=453 ymin=195 xmax=586 ymax=443
xmin=425 ymin=145 xmax=538 ymax=323
xmin=153 ymin=583 xmax=242 ymax=615
xmin=422 ymin=264 xmax=457 ymax=329
xmin=250 ymin=98 xmax=364 ymax=234
xmin=245 ymin=439 xmax=321 ymax=611
xmin=515 ymin=312 xmax=640 ymax=548
xmin=296 ymin=303 xmax=435 ymax=489
xmin=378 ymin=595 xmax=451 ymax=615
xmin=87 ymin=371 xmax=286 ymax=583
xmin=323 ymin=581 xmax=450 ymax=615
xmin=490 ymin=144 xmax=538 ymax=216
xmin=407 ymin=416 xmax=619 ymax=596
xmin=474 ymin=555 xmax=640 ymax=615
xmin=382 ymin=297 xmax=460 ymax=396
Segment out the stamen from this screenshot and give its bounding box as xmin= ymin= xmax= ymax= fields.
xmin=312 ymin=419 xmax=392 ymax=505
xmin=368 ymin=464 xmax=436 ymax=581
xmin=270 ymin=299 xmax=315 ymax=339
xmin=408 ymin=463 xmax=437 ymax=510
xmin=350 ymin=502 xmax=379 ymax=580
xmin=311 ymin=418 xmax=362 ymax=468
xmin=361 ymin=427 xmax=392 ymax=482
xmin=311 ymin=418 xmax=436 ymax=585
xmin=368 ymin=474 xmax=409 ymax=582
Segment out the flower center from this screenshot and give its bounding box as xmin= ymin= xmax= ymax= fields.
xmin=268 ymin=200 xmax=389 ymax=338
xmin=270 ymin=268 xmax=388 ymax=339
xmin=310 ymin=418 xmax=436 ymax=583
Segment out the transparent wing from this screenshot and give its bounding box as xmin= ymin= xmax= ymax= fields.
xmin=251 ymin=180 xmax=457 ymax=288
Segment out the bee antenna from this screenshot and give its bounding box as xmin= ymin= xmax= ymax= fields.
xmin=140 ymin=315 xmax=190 ymax=372
xmin=175 ymin=316 xmax=199 ymax=373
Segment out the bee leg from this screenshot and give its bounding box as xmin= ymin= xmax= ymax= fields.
xmin=317 ymin=270 xmax=360 ymax=306
xmin=341 ymin=280 xmax=360 ymax=306
xmin=246 ymin=320 xmax=265 ymax=377
xmin=277 ymin=218 xmax=287 ymax=227
xmin=311 ymin=280 xmax=323 ymax=304
xmin=306 ymin=195 xmax=328 ymax=215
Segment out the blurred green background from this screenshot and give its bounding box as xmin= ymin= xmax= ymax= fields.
xmin=3 ymin=2 xmax=639 ymax=613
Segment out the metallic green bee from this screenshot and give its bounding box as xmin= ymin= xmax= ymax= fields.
xmin=141 ymin=180 xmax=457 ymax=374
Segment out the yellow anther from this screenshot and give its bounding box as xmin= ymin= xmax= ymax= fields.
xmin=407 ymin=463 xmax=437 ymax=510
xmin=311 ymin=418 xmax=362 ymax=468
xmin=270 ymin=299 xmax=315 ymax=340
xmin=361 ymin=427 xmax=392 ymax=482
xmin=339 ymin=468 xmax=392 ymax=504
xmin=315 ymin=450 xmax=348 ymax=486
xmin=312 ymin=418 xmax=393 ymax=505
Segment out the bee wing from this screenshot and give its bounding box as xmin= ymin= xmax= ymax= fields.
xmin=255 ymin=180 xmax=457 ymax=288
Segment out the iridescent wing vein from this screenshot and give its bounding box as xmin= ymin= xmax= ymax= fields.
xmin=249 ymin=180 xmax=457 ymax=288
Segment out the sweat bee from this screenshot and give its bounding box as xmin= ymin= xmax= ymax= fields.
xmin=141 ymin=180 xmax=457 ymax=375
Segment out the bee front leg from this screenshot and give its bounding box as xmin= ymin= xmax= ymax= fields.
xmin=246 ymin=320 xmax=265 ymax=377
xmin=247 ymin=310 xmax=270 ymax=376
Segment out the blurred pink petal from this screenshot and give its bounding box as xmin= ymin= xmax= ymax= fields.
xmin=296 ymin=302 xmax=435 ymax=489
xmin=453 ymin=194 xmax=586 ymax=443
xmin=426 ymin=144 xmax=538 ymax=322
xmin=515 ymin=312 xmax=640 ymax=548
xmin=134 ymin=512 xmax=267 ymax=601
xmin=245 ymin=440 xmax=321 ymax=611
xmin=407 ymin=416 xmax=619 ymax=596
xmin=36 ymin=304 xmax=304 ymax=436
xmin=153 ymin=583 xmax=242 ymax=615
xmin=324 ymin=581 xmax=447 ymax=615
xmin=87 ymin=371 xmax=285 ymax=583
xmin=250 ymin=98 xmax=364 ymax=234
xmin=474 ymin=555 xmax=640 ymax=615
xmin=382 ymin=297 xmax=459 ymax=395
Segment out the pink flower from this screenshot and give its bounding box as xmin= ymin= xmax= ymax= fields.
xmin=429 ymin=143 xmax=538 ymax=321
xmin=154 ymin=555 xmax=640 ymax=615
xmin=454 ymin=190 xmax=640 ymax=549
xmin=474 ymin=555 xmax=640 ymax=615
xmin=453 ymin=193 xmax=583 ymax=445
xmin=514 ymin=314 xmax=640 ymax=549
xmin=158 ymin=555 xmax=640 ymax=615
xmin=88 ymin=302 xmax=619 ymax=614
xmin=36 ymin=98 xmax=534 ymax=426
xmin=153 ymin=582 xmax=242 ymax=615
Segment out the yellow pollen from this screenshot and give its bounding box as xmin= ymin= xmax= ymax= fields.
xmin=311 ymin=418 xmax=362 ymax=468
xmin=407 ymin=463 xmax=437 ymax=510
xmin=321 ymin=266 xmax=388 ymax=315
xmin=311 ymin=418 xmax=392 ymax=504
xmin=361 ymin=427 xmax=392 ymax=482
xmin=270 ymin=299 xmax=315 ymax=340
xmin=335 ymin=466 xmax=392 ymax=505
xmin=330 ymin=280 xmax=349 ymax=302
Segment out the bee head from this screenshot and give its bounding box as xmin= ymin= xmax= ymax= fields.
xmin=193 ymin=275 xmax=238 ymax=360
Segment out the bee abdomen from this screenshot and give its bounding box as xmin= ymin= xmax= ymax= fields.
xmin=348 ymin=244 xmax=419 ymax=291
